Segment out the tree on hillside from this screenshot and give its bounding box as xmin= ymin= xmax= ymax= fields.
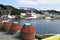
xmin=5 ymin=5 xmax=20 ymax=15
xmin=47 ymin=10 xmax=60 ymax=13
xmin=0 ymin=4 xmax=6 ymax=9
xmin=11 ymin=9 xmax=20 ymax=15
xmin=19 ymin=9 xmax=27 ymax=13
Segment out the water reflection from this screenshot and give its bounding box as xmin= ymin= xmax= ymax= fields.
xmin=5 ymin=19 xmax=60 ymax=34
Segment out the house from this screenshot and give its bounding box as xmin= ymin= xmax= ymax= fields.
xmin=43 ymin=11 xmax=59 ymax=17
xmin=20 ymin=12 xmax=37 ymax=19
xmin=20 ymin=13 xmax=26 ymax=17
xmin=26 ymin=12 xmax=36 ymax=17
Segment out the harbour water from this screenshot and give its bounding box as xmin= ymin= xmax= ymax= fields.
xmin=5 ymin=19 xmax=60 ymax=34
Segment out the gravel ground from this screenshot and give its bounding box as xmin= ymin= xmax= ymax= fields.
xmin=0 ymin=32 xmax=19 ymax=40
xmin=0 ymin=32 xmax=38 ymax=40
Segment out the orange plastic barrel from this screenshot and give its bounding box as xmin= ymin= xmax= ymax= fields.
xmin=0 ymin=19 xmax=3 ymax=28
xmin=2 ymin=21 xmax=12 ymax=31
xmin=20 ymin=23 xmax=35 ymax=40
xmin=10 ymin=22 xmax=21 ymax=35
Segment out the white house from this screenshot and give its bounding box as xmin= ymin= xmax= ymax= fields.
xmin=20 ymin=12 xmax=37 ymax=19
xmin=20 ymin=13 xmax=26 ymax=16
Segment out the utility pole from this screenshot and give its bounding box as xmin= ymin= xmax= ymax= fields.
xmin=6 ymin=7 xmax=12 ymax=19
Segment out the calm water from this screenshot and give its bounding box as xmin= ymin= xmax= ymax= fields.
xmin=7 ymin=19 xmax=60 ymax=34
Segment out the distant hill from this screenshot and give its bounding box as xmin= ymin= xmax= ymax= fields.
xmin=0 ymin=4 xmax=60 ymax=15
xmin=40 ymin=10 xmax=60 ymax=14
xmin=19 ymin=7 xmax=38 ymax=12
xmin=0 ymin=4 xmax=20 ymax=15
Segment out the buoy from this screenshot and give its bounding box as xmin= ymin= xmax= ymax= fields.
xmin=2 ymin=21 xmax=12 ymax=31
xmin=10 ymin=22 xmax=21 ymax=35
xmin=0 ymin=19 xmax=3 ymax=29
xmin=20 ymin=23 xmax=35 ymax=40
xmin=0 ymin=19 xmax=3 ymax=24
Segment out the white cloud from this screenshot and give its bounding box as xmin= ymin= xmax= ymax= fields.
xmin=36 ymin=0 xmax=60 ymax=4
xmin=16 ymin=0 xmax=60 ymax=5
xmin=16 ymin=0 xmax=38 ymax=5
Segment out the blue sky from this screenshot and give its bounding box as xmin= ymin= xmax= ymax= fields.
xmin=0 ymin=0 xmax=60 ymax=11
